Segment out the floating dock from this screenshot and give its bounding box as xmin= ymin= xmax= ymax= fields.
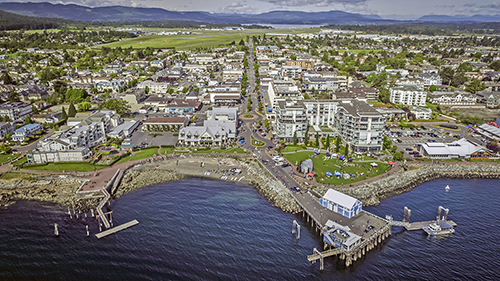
xmin=95 ymin=220 xmax=139 ymax=239
xmin=405 ymin=220 xmax=457 ymax=231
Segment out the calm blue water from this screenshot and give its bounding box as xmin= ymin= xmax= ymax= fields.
xmin=1 ymin=178 xmax=499 ymax=280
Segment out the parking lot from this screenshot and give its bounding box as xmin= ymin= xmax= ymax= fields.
xmin=129 ymin=130 xmax=178 ymax=148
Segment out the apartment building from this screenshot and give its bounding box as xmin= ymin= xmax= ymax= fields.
xmin=0 ymin=102 xmax=33 ymax=121
xmin=334 ymin=100 xmax=385 ymax=153
xmin=275 ymin=99 xmax=308 ymax=142
xmin=390 ymin=85 xmax=427 ymax=106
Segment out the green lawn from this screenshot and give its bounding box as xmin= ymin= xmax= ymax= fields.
xmin=116 ymin=147 xmax=158 ymax=164
xmin=12 ymin=156 xmax=27 ymax=166
xmin=0 ymin=172 xmax=37 ymax=181
xmin=0 ymin=153 xmax=19 ymax=164
xmin=23 ymin=162 xmax=107 ymax=172
xmin=192 ymin=147 xmax=248 ymax=154
xmin=283 ymin=151 xmax=391 ymax=185
xmin=281 ymin=145 xmax=306 ymax=152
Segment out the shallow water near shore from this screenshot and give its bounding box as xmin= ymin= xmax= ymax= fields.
xmin=1 ymin=178 xmax=499 ymax=280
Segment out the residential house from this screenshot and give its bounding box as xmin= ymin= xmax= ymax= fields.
xmin=12 ymin=123 xmax=43 ymax=142
xmin=428 ymin=91 xmax=477 ymax=105
xmin=409 ymin=106 xmax=432 ymax=120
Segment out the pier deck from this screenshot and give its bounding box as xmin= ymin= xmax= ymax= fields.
xmin=405 ymin=220 xmax=457 ymax=231
xmin=95 ymin=220 xmax=139 ymax=239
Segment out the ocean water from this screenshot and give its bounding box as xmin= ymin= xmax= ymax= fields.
xmin=0 ymin=178 xmax=499 ymax=280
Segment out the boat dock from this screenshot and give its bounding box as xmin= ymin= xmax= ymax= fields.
xmin=405 ymin=220 xmax=457 ymax=231
xmin=293 ymin=192 xmax=392 ymax=268
xmin=95 ymin=220 xmax=139 ymax=239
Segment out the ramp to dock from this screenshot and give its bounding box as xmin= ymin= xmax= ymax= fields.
xmin=95 ymin=220 xmax=139 ymax=239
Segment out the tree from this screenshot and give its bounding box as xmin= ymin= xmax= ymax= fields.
xmin=293 ymin=131 xmax=297 ymax=145
xmin=325 ymin=134 xmax=330 ymax=150
xmin=394 ymin=151 xmax=403 ymax=161
xmin=0 ymin=143 xmax=11 ymax=154
xmin=344 ymin=143 xmax=349 ymax=156
xmin=304 ymin=129 xmax=309 ymax=146
xmin=465 ymin=78 xmax=486 ymax=94
xmin=238 ymin=39 xmax=245 ymax=46
xmin=2 ymin=72 xmax=12 ymax=85
xmin=182 ymin=87 xmax=188 ymax=94
xmin=439 ymin=67 xmax=454 ymax=85
xmin=77 ymin=101 xmax=92 ymax=112
xmin=168 ymin=88 xmax=174 ymax=94
xmin=335 ymin=136 xmax=341 ymax=153
xmin=486 ymin=141 xmax=500 ymax=153
xmin=264 ymin=119 xmax=270 ymax=131
xmin=489 ymin=61 xmax=500 ymax=71
xmin=68 ymin=103 xmax=77 ymax=117
xmin=8 ymin=89 xmax=20 ymax=102
xmin=24 ymin=115 xmax=32 ymax=124
xmin=61 ymin=107 xmax=68 ymax=121
xmin=429 ymin=85 xmax=437 ymax=92
xmin=65 ymin=88 xmax=88 ymax=104
xmin=315 ymin=133 xmax=319 ymax=147
xmin=31 ymin=104 xmax=39 ymax=114
xmin=99 ymin=99 xmax=131 ymax=115
xmin=303 ymin=92 xmax=311 ymax=99
xmin=145 ymin=86 xmax=150 ymax=95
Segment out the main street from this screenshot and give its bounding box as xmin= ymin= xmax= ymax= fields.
xmin=237 ymin=39 xmax=303 ymax=192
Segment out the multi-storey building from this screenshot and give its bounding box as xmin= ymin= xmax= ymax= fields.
xmin=0 ymin=122 xmax=14 ymax=140
xmin=281 ymin=65 xmax=302 ymax=80
xmin=178 ymin=120 xmax=236 ymax=147
xmin=334 ymin=100 xmax=385 ymax=153
xmin=428 ymin=91 xmax=477 ymax=105
xmin=0 ymin=102 xmax=32 ymax=121
xmin=275 ymin=99 xmax=308 ymax=142
xmin=303 ymin=100 xmax=338 ymax=127
xmin=390 ymin=85 xmax=427 ymax=106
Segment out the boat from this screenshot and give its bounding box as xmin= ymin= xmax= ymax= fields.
xmin=422 ymin=221 xmax=454 ymax=236
xmin=445 ymin=185 xmax=450 ymax=191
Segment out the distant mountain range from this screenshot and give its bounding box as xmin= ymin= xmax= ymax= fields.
xmin=0 ymin=2 xmax=386 ymax=25
xmin=0 ymin=2 xmax=500 ymax=25
xmin=417 ymin=14 xmax=500 ymax=23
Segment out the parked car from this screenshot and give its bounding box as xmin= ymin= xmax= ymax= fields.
xmin=281 ymin=163 xmax=290 ymax=168
xmin=405 ymin=147 xmax=413 ymax=151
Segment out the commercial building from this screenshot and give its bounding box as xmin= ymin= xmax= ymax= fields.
xmin=476 ymin=124 xmax=500 ymax=142
xmin=178 ymin=120 xmax=236 ymax=147
xmin=319 ymin=189 xmax=363 ymax=218
xmin=416 ymin=138 xmax=491 ymax=159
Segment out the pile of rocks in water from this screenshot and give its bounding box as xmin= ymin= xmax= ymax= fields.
xmin=246 ymin=162 xmax=301 ymax=214
xmin=328 ymin=163 xmax=500 ymax=206
xmin=0 ymin=175 xmax=99 ymax=211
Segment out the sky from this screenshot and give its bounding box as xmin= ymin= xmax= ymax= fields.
xmin=3 ymin=0 xmax=500 ymax=19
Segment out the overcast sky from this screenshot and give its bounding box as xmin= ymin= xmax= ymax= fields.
xmin=4 ymin=0 xmax=500 ymax=19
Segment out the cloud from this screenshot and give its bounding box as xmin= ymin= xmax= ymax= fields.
xmin=219 ymin=2 xmax=256 ymax=13
xmin=478 ymin=2 xmax=500 ymax=9
xmin=257 ymin=0 xmax=367 ymax=8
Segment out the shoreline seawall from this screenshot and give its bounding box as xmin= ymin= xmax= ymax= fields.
xmin=2 ymin=157 xmax=500 ymax=214
xmin=317 ymin=163 xmax=500 ymax=206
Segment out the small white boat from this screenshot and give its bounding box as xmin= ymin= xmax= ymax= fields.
xmin=422 ymin=221 xmax=454 ymax=236
xmin=445 ymin=185 xmax=450 ymax=191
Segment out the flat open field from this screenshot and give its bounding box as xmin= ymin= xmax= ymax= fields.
xmin=97 ymin=27 xmax=323 ymax=49
xmin=98 ymin=30 xmax=268 ymax=49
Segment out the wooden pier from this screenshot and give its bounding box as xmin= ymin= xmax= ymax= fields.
xmin=293 ymin=192 xmax=392 ymax=268
xmin=405 ymin=220 xmax=457 ymax=231
xmin=95 ymin=220 xmax=139 ymax=239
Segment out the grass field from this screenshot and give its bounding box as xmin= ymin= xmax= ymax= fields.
xmin=98 ymin=30 xmax=268 ymax=49
xmin=283 ymin=151 xmax=391 ymax=185
xmin=12 ymin=156 xmax=27 ymax=166
xmin=23 ymin=162 xmax=106 ymax=172
xmin=0 ymin=154 xmax=19 ymax=164
xmin=116 ymin=147 xmax=158 ymax=164
xmin=0 ymin=172 xmax=37 ymax=181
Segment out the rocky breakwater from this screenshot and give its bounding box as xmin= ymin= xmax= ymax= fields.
xmin=246 ymin=161 xmax=301 ymax=214
xmin=323 ymin=163 xmax=500 ymax=206
xmin=0 ymin=174 xmax=100 ymax=211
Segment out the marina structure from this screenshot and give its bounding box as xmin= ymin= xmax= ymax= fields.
xmin=293 ymin=190 xmax=457 ymax=268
